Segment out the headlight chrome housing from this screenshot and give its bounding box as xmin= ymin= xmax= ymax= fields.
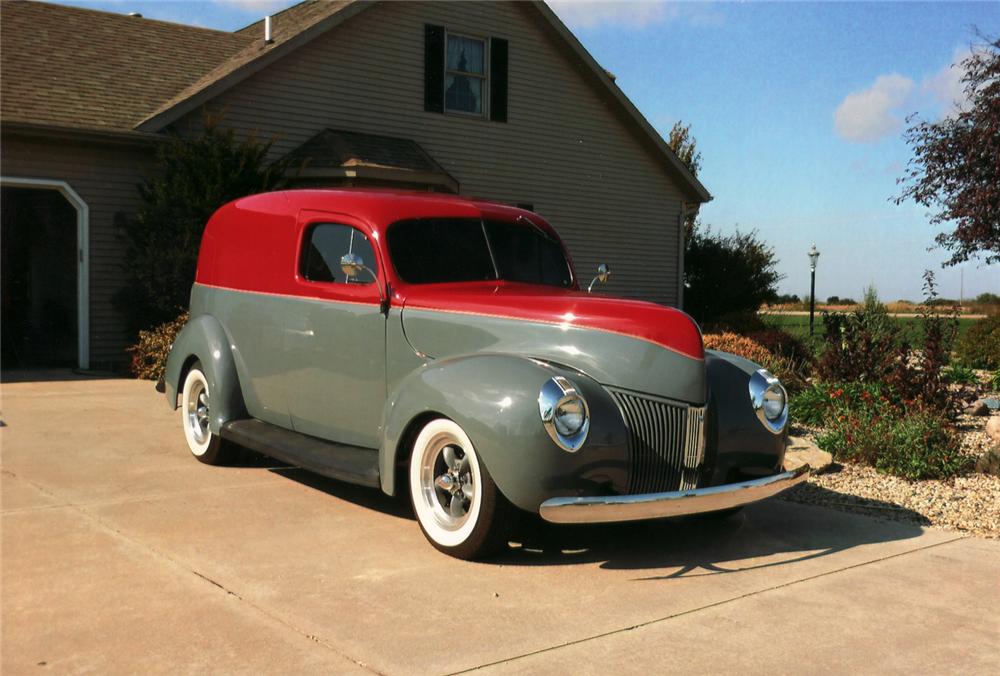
xmin=538 ymin=376 xmax=590 ymax=452
xmin=749 ymin=369 xmax=788 ymax=434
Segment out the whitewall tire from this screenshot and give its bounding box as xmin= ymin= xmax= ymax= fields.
xmin=408 ymin=418 xmax=512 ymax=559
xmin=180 ymin=363 xmax=233 ymax=465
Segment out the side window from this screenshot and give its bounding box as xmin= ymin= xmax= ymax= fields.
xmin=300 ymin=223 xmax=377 ymax=284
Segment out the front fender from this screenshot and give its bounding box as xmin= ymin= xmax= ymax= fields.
xmin=380 ymin=354 xmax=628 ymax=512
xmin=163 ymin=314 xmax=247 ymax=434
xmin=704 ymin=350 xmax=787 ymax=483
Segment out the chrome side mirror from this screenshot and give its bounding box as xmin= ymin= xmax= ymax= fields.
xmin=587 ymin=263 xmax=610 ymax=293
xmin=340 ymin=252 xmax=389 ymax=314
xmin=340 ymin=252 xmax=365 ymax=279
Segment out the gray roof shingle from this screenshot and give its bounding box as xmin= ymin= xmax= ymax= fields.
xmin=0 ymin=0 xmax=253 ymax=130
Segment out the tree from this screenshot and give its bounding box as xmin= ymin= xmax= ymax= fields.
xmin=683 ymin=227 xmax=783 ymax=328
xmin=896 ymin=35 xmax=1000 ymax=265
xmin=667 ymin=121 xmax=702 ymax=236
xmin=667 ymin=121 xmax=702 ymax=177
xmin=115 ymin=116 xmax=294 ymax=333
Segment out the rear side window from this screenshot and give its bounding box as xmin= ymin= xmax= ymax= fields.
xmin=300 ymin=223 xmax=377 ymax=284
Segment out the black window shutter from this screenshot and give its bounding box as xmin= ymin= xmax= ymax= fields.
xmin=490 ymin=37 xmax=508 ymax=123
xmin=424 ymin=25 xmax=445 ymax=113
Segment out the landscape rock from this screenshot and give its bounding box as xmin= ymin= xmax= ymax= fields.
xmin=986 ymin=416 xmax=1000 ymax=444
xmin=784 ymin=436 xmax=834 ymax=474
xmin=965 ymin=400 xmax=990 ymax=416
xmin=975 ymin=445 xmax=1000 ymax=477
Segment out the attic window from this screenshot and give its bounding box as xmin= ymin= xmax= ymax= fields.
xmin=445 ymin=34 xmax=486 ymax=115
xmin=425 ymin=25 xmax=508 ymax=122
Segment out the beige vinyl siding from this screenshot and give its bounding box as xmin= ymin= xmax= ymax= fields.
xmin=1 ymin=135 xmax=151 ymax=368
xmin=178 ymin=1 xmax=684 ymax=305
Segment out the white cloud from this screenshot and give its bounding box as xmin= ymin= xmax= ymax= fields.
xmin=548 ymin=1 xmax=719 ymax=30
xmin=211 ymin=0 xmax=292 ymax=13
xmin=833 ymin=73 xmax=914 ymax=143
xmin=922 ymin=46 xmax=973 ymax=118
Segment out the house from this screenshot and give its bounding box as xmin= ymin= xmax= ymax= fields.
xmin=0 ymin=0 xmax=710 ymax=371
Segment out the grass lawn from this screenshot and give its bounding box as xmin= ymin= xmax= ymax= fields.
xmin=761 ymin=313 xmax=980 ymax=342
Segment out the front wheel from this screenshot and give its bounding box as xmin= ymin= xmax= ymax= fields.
xmin=408 ymin=418 xmax=512 ymax=559
xmin=180 ymin=362 xmax=235 ymax=466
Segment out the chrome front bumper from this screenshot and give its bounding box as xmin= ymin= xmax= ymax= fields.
xmin=539 ymin=465 xmax=810 ymax=524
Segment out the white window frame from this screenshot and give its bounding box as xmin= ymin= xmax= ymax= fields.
xmin=444 ymin=30 xmax=489 ymax=118
xmin=0 ymin=176 xmax=90 ymax=369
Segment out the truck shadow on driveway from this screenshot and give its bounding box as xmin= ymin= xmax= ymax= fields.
xmin=502 ymin=489 xmax=929 ymax=576
xmin=260 ymin=459 xmax=930 ymax=575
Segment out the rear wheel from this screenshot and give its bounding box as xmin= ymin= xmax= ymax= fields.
xmin=408 ymin=418 xmax=512 ymax=559
xmin=180 ymin=362 xmax=235 ymax=465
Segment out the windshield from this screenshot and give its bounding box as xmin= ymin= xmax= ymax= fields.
xmin=387 ymin=218 xmax=573 ymax=287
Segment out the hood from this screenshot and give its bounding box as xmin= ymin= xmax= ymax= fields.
xmin=400 ymin=282 xmax=706 ymax=404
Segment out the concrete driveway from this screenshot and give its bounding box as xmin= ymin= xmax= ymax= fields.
xmin=2 ymin=375 xmax=998 ymax=675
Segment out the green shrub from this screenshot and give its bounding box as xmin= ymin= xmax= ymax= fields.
xmin=115 ymin=114 xmax=294 ymax=335
xmin=943 ymin=363 xmax=979 ymax=385
xmin=684 ymin=226 xmax=782 ymax=328
xmin=992 ymin=369 xmax=1000 ymax=391
xmin=126 ymin=312 xmax=189 ymax=380
xmin=879 ymin=410 xmax=969 ymax=480
xmin=955 ymin=314 xmax=1000 ymax=370
xmin=817 ymin=406 xmax=968 ymax=480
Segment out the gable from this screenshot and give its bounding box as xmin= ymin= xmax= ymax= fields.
xmin=145 ymin=0 xmax=708 ymax=203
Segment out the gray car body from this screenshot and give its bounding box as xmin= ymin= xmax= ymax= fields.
xmin=164 ymin=283 xmax=786 ymax=513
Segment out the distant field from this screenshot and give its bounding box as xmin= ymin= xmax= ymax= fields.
xmin=761 ymin=312 xmax=980 ymax=341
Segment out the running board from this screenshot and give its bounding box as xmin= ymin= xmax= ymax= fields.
xmin=220 ymin=419 xmax=380 ymax=488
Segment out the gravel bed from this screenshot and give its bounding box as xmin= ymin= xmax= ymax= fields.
xmin=781 ymin=463 xmax=1000 ymax=537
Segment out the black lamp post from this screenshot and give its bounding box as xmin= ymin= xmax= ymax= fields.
xmin=808 ymin=244 xmax=820 ymax=336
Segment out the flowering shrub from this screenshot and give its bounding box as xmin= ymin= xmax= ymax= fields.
xmin=792 ymin=381 xmax=968 ymax=480
xmin=126 ymin=312 xmax=189 ymax=380
xmin=791 ymin=382 xmax=895 ymax=427
xmin=703 ymin=332 xmax=775 ymax=367
xmin=818 ymin=406 xmax=968 ymax=480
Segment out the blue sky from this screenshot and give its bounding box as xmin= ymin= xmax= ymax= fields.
xmin=55 ymin=0 xmax=999 ymax=301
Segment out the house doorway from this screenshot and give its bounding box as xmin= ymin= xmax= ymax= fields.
xmin=2 ymin=186 xmax=80 ymax=369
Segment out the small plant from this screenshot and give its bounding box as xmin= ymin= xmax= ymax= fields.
xmin=992 ymin=369 xmax=1000 ymax=391
xmin=126 ymin=312 xmax=189 ymax=380
xmin=891 ymin=271 xmax=959 ymax=414
xmin=943 ymin=364 xmax=979 ymax=385
xmin=878 ymin=409 xmax=968 ymax=480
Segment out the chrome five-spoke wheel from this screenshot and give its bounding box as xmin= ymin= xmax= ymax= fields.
xmin=180 ymin=362 xmax=232 ymax=465
xmin=408 ymin=418 xmax=512 ymax=559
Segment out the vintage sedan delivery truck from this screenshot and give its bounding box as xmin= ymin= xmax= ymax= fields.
xmin=163 ymin=190 xmax=807 ymax=559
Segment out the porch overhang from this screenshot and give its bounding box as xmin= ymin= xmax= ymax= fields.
xmin=284 ymin=129 xmax=458 ymax=193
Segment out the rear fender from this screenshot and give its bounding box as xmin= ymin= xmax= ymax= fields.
xmin=163 ymin=314 xmax=247 ymax=434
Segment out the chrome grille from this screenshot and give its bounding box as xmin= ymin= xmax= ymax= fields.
xmin=607 ymin=388 xmax=707 ymax=494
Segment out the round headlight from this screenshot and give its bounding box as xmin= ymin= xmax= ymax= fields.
xmin=749 ymin=369 xmax=788 ymax=434
xmin=539 ymin=376 xmax=590 ymax=452
xmin=553 ymin=396 xmax=587 ymax=437
xmin=762 ymin=386 xmax=786 ymax=421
